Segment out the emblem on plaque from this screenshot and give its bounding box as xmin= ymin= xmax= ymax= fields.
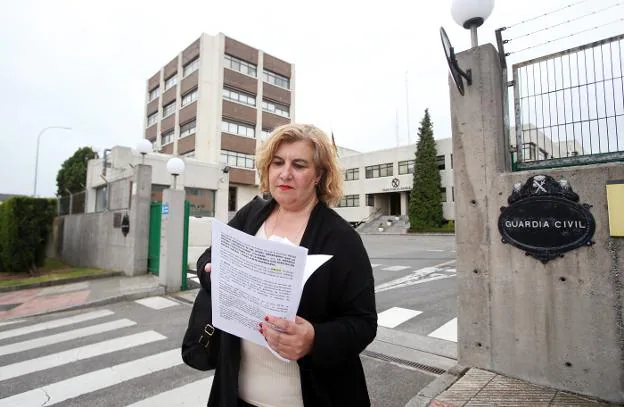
xmin=498 ymin=175 xmax=596 ymax=263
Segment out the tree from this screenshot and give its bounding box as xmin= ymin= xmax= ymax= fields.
xmin=409 ymin=109 xmax=444 ymax=230
xmin=56 ymin=147 xmax=98 ymax=196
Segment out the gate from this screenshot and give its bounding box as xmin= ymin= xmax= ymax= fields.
xmin=148 ymin=200 xmax=190 ymax=291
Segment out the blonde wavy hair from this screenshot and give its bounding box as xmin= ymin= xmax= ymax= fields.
xmin=256 ymin=123 xmax=344 ymax=206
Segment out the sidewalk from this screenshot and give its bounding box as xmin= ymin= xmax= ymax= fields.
xmin=407 ymin=366 xmax=616 ymax=407
xmin=0 ymin=274 xmax=164 ymax=320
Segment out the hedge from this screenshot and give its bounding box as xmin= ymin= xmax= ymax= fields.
xmin=0 ymin=196 xmax=56 ymax=273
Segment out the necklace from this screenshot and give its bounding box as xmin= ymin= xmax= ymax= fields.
xmin=269 ymin=206 xmax=310 ymax=243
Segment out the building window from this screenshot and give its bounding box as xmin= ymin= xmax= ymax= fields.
xmin=224 ymin=54 xmax=257 ymax=77
xmin=365 ymin=163 xmax=393 ymax=179
xmin=220 ymin=150 xmax=255 ymax=169
xmin=450 ymin=154 xmax=453 ymax=169
xmin=223 ymin=88 xmax=256 ymax=107
xmin=337 ymin=194 xmax=360 ymax=207
xmin=185 ymin=187 xmax=216 ymax=217
xmin=366 ymin=194 xmax=374 ymax=206
xmin=344 ymin=168 xmax=359 ymax=181
xmin=441 ymin=187 xmax=447 ymax=203
xmin=261 ymin=129 xmax=271 ymax=140
xmin=163 ymin=101 xmax=176 ymax=118
xmin=437 ymin=155 xmax=446 ymax=171
xmin=262 ymin=99 xmax=290 ymax=118
xmin=180 ymin=120 xmax=196 ymax=139
xmin=164 ymin=74 xmax=177 ymax=91
xmin=183 ymin=151 xmax=195 ymax=158
xmin=263 ymin=70 xmax=290 ymax=89
xmin=181 ymin=88 xmax=198 ymax=107
xmin=183 ymin=58 xmax=199 ymax=77
xmin=147 ymin=112 xmax=159 ymax=127
xmin=161 ymin=130 xmax=174 ymax=145
xmin=148 ymin=86 xmax=160 ymax=101
xmin=398 ymin=160 xmax=415 ymax=175
xmin=95 ymin=186 xmax=107 ymax=212
xmin=150 ymin=139 xmax=159 ymax=150
xmin=221 ymin=119 xmax=255 ymax=138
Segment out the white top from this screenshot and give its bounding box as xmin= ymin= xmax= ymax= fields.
xmin=237 ymin=224 xmax=304 ymax=407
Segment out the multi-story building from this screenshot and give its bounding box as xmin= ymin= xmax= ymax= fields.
xmin=143 ymin=32 xmax=295 ymax=214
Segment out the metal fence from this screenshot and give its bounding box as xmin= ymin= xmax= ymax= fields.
xmin=58 ymin=191 xmax=86 ymax=215
xmin=510 ymin=34 xmax=624 ymax=170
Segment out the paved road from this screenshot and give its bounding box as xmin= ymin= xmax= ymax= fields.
xmin=0 ymin=296 xmax=438 ymax=406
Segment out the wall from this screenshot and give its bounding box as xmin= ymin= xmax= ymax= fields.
xmin=452 ymin=44 xmax=624 ymax=403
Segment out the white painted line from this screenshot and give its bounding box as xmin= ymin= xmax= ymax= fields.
xmin=446 ymin=268 xmax=456 ymax=273
xmin=377 ymin=307 xmax=423 ymax=328
xmin=134 ymin=297 xmax=179 ymax=310
xmin=0 ymin=330 xmax=166 ymax=381
xmin=125 ymin=376 xmax=214 ymax=407
xmin=0 ymin=349 xmax=182 ymax=407
xmin=426 ymin=249 xmax=444 ymax=252
xmin=0 ymin=320 xmax=24 ymax=328
xmin=0 ymin=319 xmax=136 ymax=357
xmin=0 ymin=310 xmax=114 ymax=341
xmin=370 ymin=264 xmax=382 ymax=268
xmin=381 ymin=265 xmax=410 ymax=272
xmin=428 ymin=318 xmax=458 ymax=342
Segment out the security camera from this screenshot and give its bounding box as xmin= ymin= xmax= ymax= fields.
xmin=222 ymin=166 xmax=230 ymax=174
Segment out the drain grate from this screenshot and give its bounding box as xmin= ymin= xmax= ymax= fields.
xmin=361 ymin=350 xmax=447 ymax=375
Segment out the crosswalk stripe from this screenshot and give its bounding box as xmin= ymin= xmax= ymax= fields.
xmin=370 ymin=264 xmax=382 ymax=268
xmin=381 ymin=265 xmax=410 ymax=272
xmin=0 ymin=310 xmax=114 ymax=341
xmin=0 ymin=330 xmax=166 ymax=381
xmin=135 ymin=297 xmax=179 ymax=310
xmin=377 ymin=307 xmax=423 ymax=328
xmin=125 ymin=377 xmax=214 ymax=407
xmin=0 ymin=320 xmax=24 ymax=328
xmin=0 ymin=319 xmax=136 ymax=357
xmin=0 ymin=349 xmax=182 ymax=407
xmin=428 ymin=317 xmax=458 ymax=342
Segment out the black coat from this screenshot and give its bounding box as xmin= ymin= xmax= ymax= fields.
xmin=197 ymin=196 xmax=377 ymax=407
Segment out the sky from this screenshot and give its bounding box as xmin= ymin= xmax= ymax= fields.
xmin=1 ymin=0 xmax=621 ymax=197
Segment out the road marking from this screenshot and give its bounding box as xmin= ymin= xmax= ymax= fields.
xmin=370 ymin=264 xmax=382 ymax=268
xmin=0 ymin=320 xmax=24 ymax=328
xmin=381 ymin=265 xmax=410 ymax=272
xmin=426 ymin=249 xmax=445 ymax=252
xmin=135 ymin=297 xmax=179 ymax=310
xmin=374 ymin=261 xmax=457 ymax=293
xmin=428 ymin=318 xmax=458 ymax=342
xmin=0 ymin=319 xmax=136 ymax=357
xmin=125 ymin=376 xmax=214 ymax=407
xmin=377 ymin=307 xmax=423 ymax=328
xmin=0 ymin=330 xmax=166 ymax=381
xmin=0 ymin=310 xmax=114 ymax=341
xmin=0 ymin=349 xmax=182 ymax=407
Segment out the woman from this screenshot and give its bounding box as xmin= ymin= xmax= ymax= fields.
xmin=197 ymin=123 xmax=377 ymax=407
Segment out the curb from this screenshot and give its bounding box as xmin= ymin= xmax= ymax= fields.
xmin=7 ymin=285 xmax=166 ymax=320
xmin=0 ymin=271 xmax=124 ymax=293
xmin=405 ymin=364 xmax=468 ymax=407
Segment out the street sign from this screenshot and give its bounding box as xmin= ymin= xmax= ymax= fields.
xmin=162 ymin=203 xmax=169 ymax=215
xmin=498 ymin=175 xmax=595 ymax=263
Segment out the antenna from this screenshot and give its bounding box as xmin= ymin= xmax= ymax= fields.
xmin=405 ymin=71 xmax=411 ymax=144
xmin=395 ymin=109 xmax=400 ymax=147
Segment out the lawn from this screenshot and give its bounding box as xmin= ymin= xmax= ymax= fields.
xmin=0 ymin=258 xmax=110 ymax=289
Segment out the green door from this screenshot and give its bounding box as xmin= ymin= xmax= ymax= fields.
xmin=181 ymin=200 xmax=190 ymax=290
xmin=148 ymin=202 xmax=162 ymax=275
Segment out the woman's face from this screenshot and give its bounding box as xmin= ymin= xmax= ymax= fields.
xmin=268 ymin=140 xmax=321 ymax=211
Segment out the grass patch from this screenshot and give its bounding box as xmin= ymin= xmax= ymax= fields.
xmin=43 ymin=258 xmax=68 ymax=270
xmin=0 ymin=268 xmax=107 ymax=288
xmin=409 ymin=221 xmax=455 ymax=234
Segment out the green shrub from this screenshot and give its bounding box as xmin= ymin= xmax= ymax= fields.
xmin=0 ymin=197 xmax=56 ymax=273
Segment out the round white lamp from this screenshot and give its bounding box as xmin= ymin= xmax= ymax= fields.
xmin=136 ymin=139 xmax=153 ymax=164
xmin=451 ymin=0 xmax=495 ymax=48
xmin=166 ymin=157 xmax=186 ymax=189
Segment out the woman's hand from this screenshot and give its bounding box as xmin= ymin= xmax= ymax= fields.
xmin=260 ymin=315 xmax=315 ymax=361
xmin=203 ymin=263 xmax=212 ymax=273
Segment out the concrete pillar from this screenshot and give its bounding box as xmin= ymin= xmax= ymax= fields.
xmin=127 ymin=164 xmax=152 ymax=276
xmin=159 ymin=188 xmax=185 ymax=292
xmin=451 ymin=44 xmax=624 ymax=403
xmin=400 ymin=192 xmax=409 ymax=217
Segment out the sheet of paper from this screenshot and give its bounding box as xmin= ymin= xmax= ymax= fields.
xmin=268 ymin=235 xmax=333 ymax=288
xmin=210 ymin=219 xmax=308 ymax=349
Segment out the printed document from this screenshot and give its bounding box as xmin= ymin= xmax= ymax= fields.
xmin=210 ymin=219 xmax=331 ymax=351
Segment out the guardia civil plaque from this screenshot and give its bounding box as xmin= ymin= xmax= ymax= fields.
xmin=498 ymin=175 xmax=596 ymax=263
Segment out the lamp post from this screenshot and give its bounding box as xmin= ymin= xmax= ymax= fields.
xmin=33 ymin=126 xmax=71 ymax=196
xmin=166 ymin=157 xmax=185 ymax=189
xmin=451 ymin=0 xmax=495 ymax=48
xmin=136 ymin=139 xmax=153 ymax=164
